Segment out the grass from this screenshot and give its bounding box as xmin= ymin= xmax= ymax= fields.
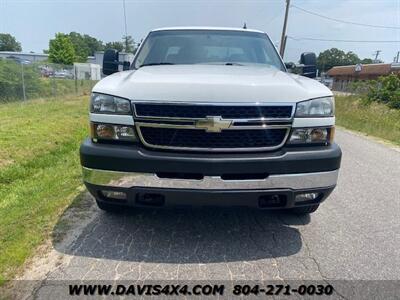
xmin=0 ymin=96 xmax=89 ymax=285
xmin=335 ymin=95 xmax=400 ymax=145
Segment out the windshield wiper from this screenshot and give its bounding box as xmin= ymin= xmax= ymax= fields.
xmin=139 ymin=62 xmax=175 ymax=68
xmin=224 ymin=62 xmax=244 ymax=66
xmin=196 ymin=62 xmax=245 ymax=66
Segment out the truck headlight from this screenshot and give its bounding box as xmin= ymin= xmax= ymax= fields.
xmin=91 ymin=123 xmax=137 ymax=142
xmin=288 ymin=127 xmax=335 ymax=144
xmin=295 ymin=96 xmax=334 ymax=117
xmin=90 ymin=93 xmax=131 ymax=114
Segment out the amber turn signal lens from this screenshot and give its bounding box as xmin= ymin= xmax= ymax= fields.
xmin=328 ymin=126 xmax=335 ymax=143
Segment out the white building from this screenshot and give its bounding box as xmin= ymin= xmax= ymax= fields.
xmin=73 ymin=63 xmax=101 ymax=80
xmin=0 ymin=51 xmax=48 ymax=62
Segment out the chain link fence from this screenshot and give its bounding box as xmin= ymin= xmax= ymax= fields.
xmin=0 ymin=57 xmax=99 ymax=103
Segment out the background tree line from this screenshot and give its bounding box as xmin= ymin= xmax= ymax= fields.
xmin=0 ymin=32 xmax=136 ymax=65
xmin=0 ymin=32 xmax=384 ymax=68
xmin=46 ymin=32 xmax=136 ymax=65
xmin=317 ymin=48 xmax=380 ymax=73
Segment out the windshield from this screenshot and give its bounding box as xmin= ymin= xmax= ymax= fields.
xmin=133 ymin=30 xmax=285 ymax=71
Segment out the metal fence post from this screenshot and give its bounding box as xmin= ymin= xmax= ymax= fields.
xmin=74 ymin=65 xmax=78 ymax=95
xmin=52 ymin=69 xmax=56 ymax=97
xmin=21 ymin=62 xmax=26 ymax=101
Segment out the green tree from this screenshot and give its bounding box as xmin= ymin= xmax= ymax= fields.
xmin=122 ymin=35 xmax=136 ymax=53
xmin=83 ymin=34 xmax=104 ymax=55
xmin=317 ymin=48 xmax=360 ymax=72
xmin=105 ymin=36 xmax=136 ymax=53
xmin=48 ymin=33 xmax=75 ymax=65
xmin=360 ymin=58 xmax=374 ymax=64
xmin=343 ymin=51 xmax=360 ymax=65
xmin=67 ymin=32 xmax=104 ymax=61
xmin=362 ymin=58 xmax=382 ymax=64
xmin=104 ymin=41 xmax=124 ymax=52
xmin=368 ymin=74 xmax=400 ymax=109
xmin=0 ymin=33 xmax=22 ymax=51
xmin=68 ymin=32 xmax=90 ymax=62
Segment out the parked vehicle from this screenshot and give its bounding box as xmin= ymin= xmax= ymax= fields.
xmin=80 ymin=27 xmax=341 ymax=214
xmin=51 ymin=69 xmax=73 ymax=79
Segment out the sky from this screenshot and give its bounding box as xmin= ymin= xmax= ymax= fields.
xmin=0 ymin=0 xmax=399 ymax=63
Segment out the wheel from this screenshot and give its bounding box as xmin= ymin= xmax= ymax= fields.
xmin=289 ymin=204 xmax=320 ymax=215
xmin=96 ymin=199 xmax=125 ymax=213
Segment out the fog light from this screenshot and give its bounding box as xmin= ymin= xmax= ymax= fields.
xmin=294 ymin=192 xmax=320 ymax=203
xmin=101 ymin=190 xmax=127 ymax=200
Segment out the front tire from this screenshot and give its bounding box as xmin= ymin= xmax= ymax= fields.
xmin=289 ymin=204 xmax=320 ymax=215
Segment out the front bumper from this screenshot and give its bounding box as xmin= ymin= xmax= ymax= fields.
xmin=80 ymin=139 xmax=341 ymax=209
xmin=83 ymin=167 xmax=339 ymax=190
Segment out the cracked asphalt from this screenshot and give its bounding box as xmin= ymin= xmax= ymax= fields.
xmin=17 ymin=129 xmax=400 ymax=299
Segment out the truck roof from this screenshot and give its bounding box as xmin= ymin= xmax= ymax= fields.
xmin=151 ymin=26 xmax=266 ymax=34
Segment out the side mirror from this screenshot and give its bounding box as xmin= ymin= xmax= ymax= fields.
xmin=103 ymin=49 xmax=119 ymax=75
xmin=300 ymin=52 xmax=317 ymax=78
xmin=122 ymin=61 xmax=130 ymax=71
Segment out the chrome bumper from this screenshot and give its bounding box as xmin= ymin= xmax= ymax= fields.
xmin=82 ymin=167 xmax=339 ymax=190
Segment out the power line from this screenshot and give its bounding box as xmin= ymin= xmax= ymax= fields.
xmin=291 ymin=4 xmax=400 ymax=30
xmin=288 ymin=36 xmax=400 ymax=43
xmin=265 ymin=9 xmax=285 ymax=26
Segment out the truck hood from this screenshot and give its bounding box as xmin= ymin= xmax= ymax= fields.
xmin=93 ymin=65 xmax=332 ymax=103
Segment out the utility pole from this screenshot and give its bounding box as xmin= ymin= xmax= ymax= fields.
xmin=373 ymin=50 xmax=382 ymax=63
xmin=122 ymin=0 xmax=128 ymax=52
xmin=395 ymin=51 xmax=400 ymax=63
xmin=280 ymin=0 xmax=291 ymax=58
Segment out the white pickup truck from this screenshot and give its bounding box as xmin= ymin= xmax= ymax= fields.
xmin=80 ymin=27 xmax=341 ymax=214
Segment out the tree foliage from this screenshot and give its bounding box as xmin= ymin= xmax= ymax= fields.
xmin=105 ymin=36 xmax=136 ymax=53
xmin=122 ymin=35 xmax=136 ymax=53
xmin=0 ymin=33 xmax=22 ymax=51
xmin=317 ymin=48 xmax=360 ymax=72
xmin=351 ymin=74 xmax=400 ymax=109
xmin=82 ymin=34 xmax=104 ymax=55
xmin=68 ymin=32 xmax=91 ymax=62
xmin=317 ymin=48 xmax=377 ymax=72
xmin=360 ymin=58 xmax=374 ymax=64
xmin=367 ymin=74 xmax=400 ymax=109
xmin=68 ymin=32 xmax=104 ymax=61
xmin=45 ymin=32 xmax=136 ymax=63
xmin=48 ymin=33 xmax=75 ymax=65
xmin=104 ymin=41 xmax=124 ymax=52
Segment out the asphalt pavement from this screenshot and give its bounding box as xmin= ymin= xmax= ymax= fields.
xmin=14 ymin=129 xmax=400 ymax=299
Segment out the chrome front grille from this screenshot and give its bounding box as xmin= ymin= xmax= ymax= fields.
xmin=134 ymin=103 xmax=293 ymax=119
xmin=133 ymin=102 xmax=294 ymax=152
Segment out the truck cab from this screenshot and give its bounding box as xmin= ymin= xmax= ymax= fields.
xmin=80 ymin=27 xmax=341 ymax=214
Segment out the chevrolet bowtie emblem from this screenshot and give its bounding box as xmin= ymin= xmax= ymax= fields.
xmin=195 ymin=116 xmax=233 ymax=133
